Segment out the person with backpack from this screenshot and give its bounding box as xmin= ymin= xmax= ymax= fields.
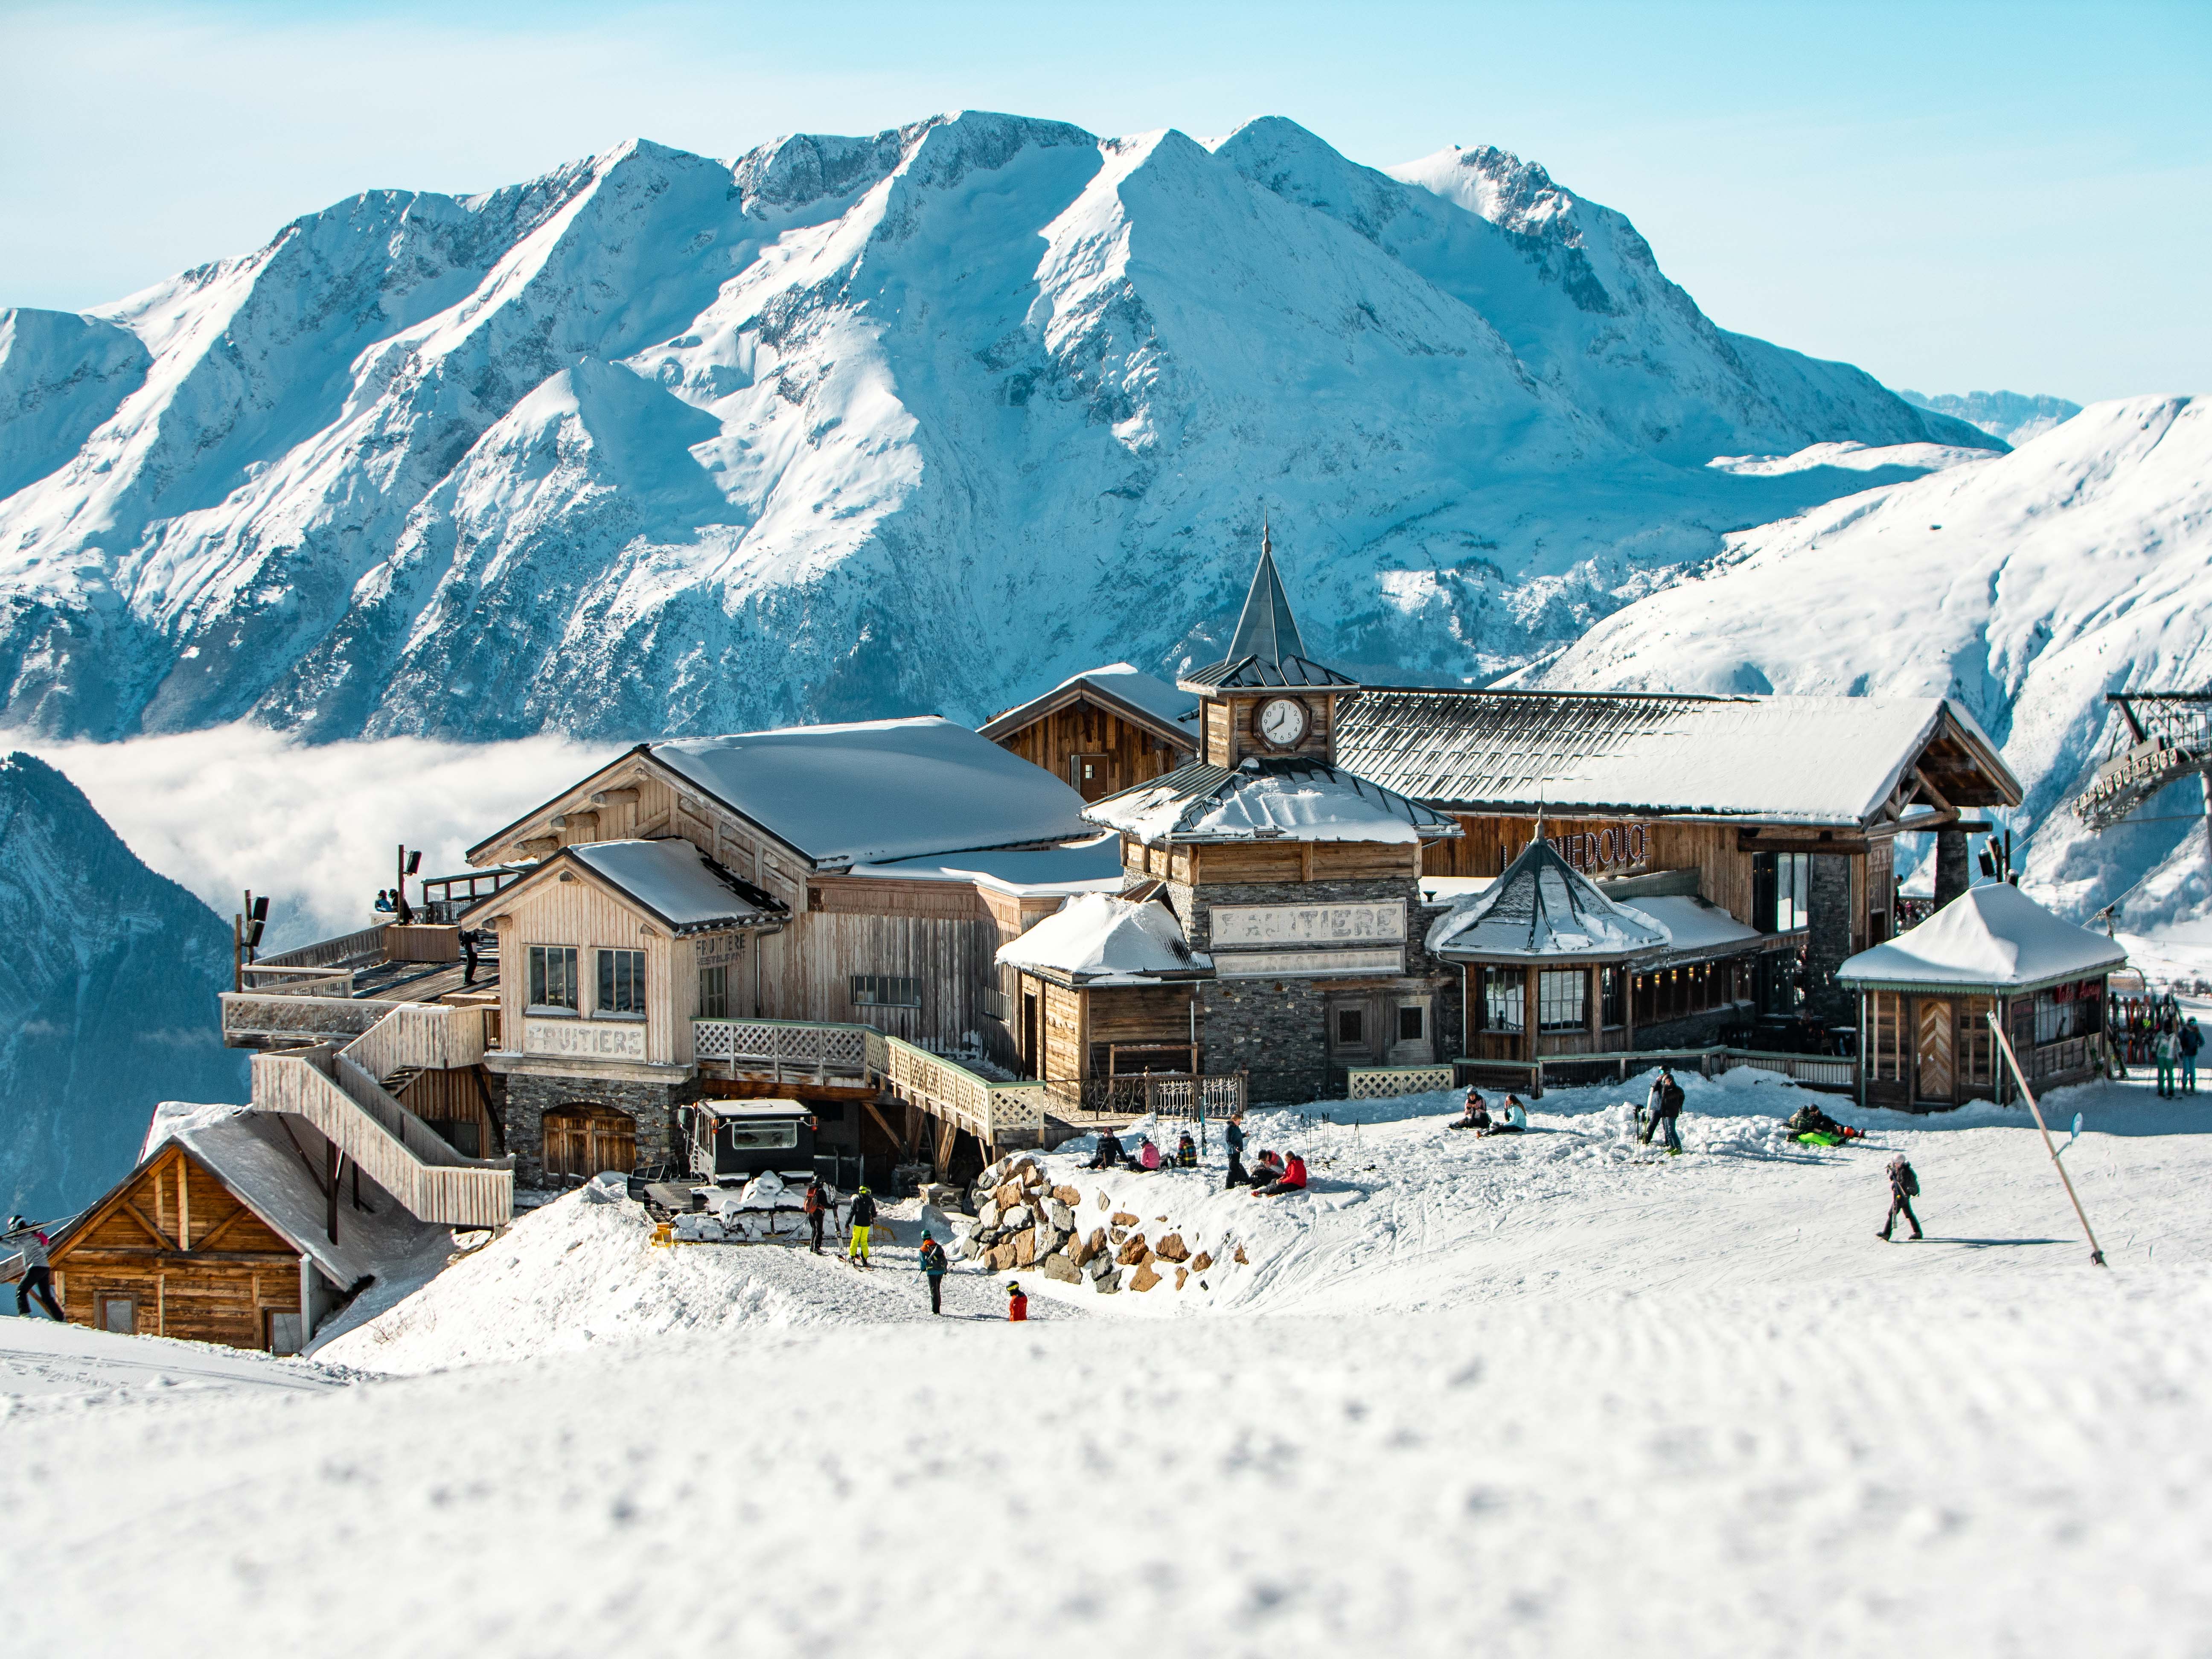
xmin=846 ymin=1185 xmax=877 ymax=1266
xmin=5 ymin=1217 xmax=61 ymax=1321
xmin=1006 ymin=1281 xmax=1028 ymax=1321
xmin=917 ymin=1231 xmax=948 ymax=1315
xmin=1879 ymin=1155 xmax=1923 ymax=1242
xmin=2181 ymin=1016 xmax=2202 ymax=1096
xmin=2154 ymin=1024 xmax=2180 ymax=1099
xmin=802 ymin=1176 xmax=832 ymax=1254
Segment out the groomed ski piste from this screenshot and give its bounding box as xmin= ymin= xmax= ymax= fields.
xmin=9 ymin=1053 xmax=2212 ymax=1656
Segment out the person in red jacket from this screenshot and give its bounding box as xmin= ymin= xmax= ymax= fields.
xmin=1006 ymin=1282 xmax=1028 ymax=1321
xmin=1254 ymin=1152 xmax=1308 ymax=1197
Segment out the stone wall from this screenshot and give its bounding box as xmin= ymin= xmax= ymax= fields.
xmin=1805 ymin=854 xmax=1855 ymax=1024
xmin=500 ymin=1071 xmax=685 ymax=1190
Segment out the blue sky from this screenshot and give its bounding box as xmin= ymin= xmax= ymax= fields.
xmin=3 ymin=0 xmax=2206 ymax=400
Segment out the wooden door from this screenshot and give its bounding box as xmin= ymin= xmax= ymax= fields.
xmin=1068 ymin=754 xmax=1110 ymax=800
xmin=1916 ymin=998 xmax=1955 ymax=1102
xmin=543 ymin=1104 xmax=639 ymax=1180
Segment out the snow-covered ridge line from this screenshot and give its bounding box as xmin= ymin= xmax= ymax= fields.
xmin=0 ymin=110 xmax=1990 ymax=745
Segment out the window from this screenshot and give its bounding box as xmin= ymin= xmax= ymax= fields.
xmin=1337 ymin=1007 xmax=1365 ymax=1046
xmin=2034 ymin=981 xmax=2100 ymax=1045
xmin=1478 ymin=965 xmax=1525 ymax=1033
xmin=528 ymin=945 xmax=579 ymax=1011
xmin=979 ymin=987 xmax=1010 ymax=1022
xmin=698 ymin=963 xmax=729 ymax=1019
xmin=1600 ymin=966 xmax=1626 ymax=1028
xmin=598 ymin=949 xmax=646 ymax=1016
xmin=1397 ymin=1004 xmax=1425 ymax=1042
xmin=1777 ymin=853 xmax=1811 ymax=932
xmin=1538 ymin=969 xmax=1587 ymax=1031
xmin=725 ymin=1121 xmax=800 ymax=1151
xmin=100 ymin=1298 xmax=135 ymax=1334
xmin=851 ymin=975 xmax=921 ymax=1008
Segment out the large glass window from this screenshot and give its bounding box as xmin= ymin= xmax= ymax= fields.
xmin=698 ymin=963 xmax=729 ymax=1019
xmin=725 ymin=1121 xmax=799 ymax=1151
xmin=1776 ymin=853 xmax=1811 ymax=932
xmin=598 ymin=949 xmax=646 ymax=1015
xmin=528 ymin=945 xmax=578 ymax=1011
xmin=1600 ymin=966 xmax=1626 ymax=1028
xmin=1478 ymin=965 xmax=1524 ymax=1033
xmin=2034 ymin=981 xmax=2100 ymax=1045
xmin=1538 ymin=969 xmax=1587 ymax=1031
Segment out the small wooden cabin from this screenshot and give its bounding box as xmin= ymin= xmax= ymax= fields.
xmin=47 ymin=1111 xmax=444 ymax=1353
xmin=979 ymin=663 xmax=1198 ymax=801
xmin=1839 ymin=882 xmax=2127 ymax=1110
xmin=996 ymin=893 xmax=1212 ymax=1098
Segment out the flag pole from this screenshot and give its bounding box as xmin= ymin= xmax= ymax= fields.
xmin=1986 ymin=1011 xmax=2106 ymax=1266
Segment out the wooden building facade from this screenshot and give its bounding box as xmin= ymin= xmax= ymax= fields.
xmin=979 ymin=664 xmax=1198 ymax=802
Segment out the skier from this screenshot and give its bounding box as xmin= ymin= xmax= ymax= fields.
xmin=2154 ymin=1023 xmax=2180 ymax=1099
xmin=1006 ymin=1281 xmax=1028 ymax=1321
xmin=5 ymin=1217 xmax=61 ymax=1321
xmin=917 ymin=1231 xmax=948 ymax=1315
xmin=1485 ymin=1097 xmax=1528 ymax=1135
xmin=1878 ymin=1154 xmax=1923 ymax=1242
xmin=2182 ymin=1016 xmax=2203 ymax=1096
xmin=803 ymin=1176 xmax=832 ymax=1254
xmin=1176 ymin=1131 xmax=1198 ymax=1169
xmin=1224 ymin=1113 xmax=1249 ymax=1189
xmin=1641 ymin=1068 xmax=1685 ymax=1153
xmin=1449 ymin=1090 xmax=1491 ymax=1131
xmin=1254 ymin=1151 xmax=1308 ymax=1197
xmin=847 ymin=1185 xmax=877 ymax=1266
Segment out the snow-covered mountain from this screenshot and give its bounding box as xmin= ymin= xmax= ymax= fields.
xmin=1522 ymin=396 xmax=2211 ymax=927
xmin=0 ymin=111 xmax=1991 ymax=743
xmin=1900 ymin=387 xmax=2082 ymax=447
xmin=0 ymin=753 xmax=245 ymax=1221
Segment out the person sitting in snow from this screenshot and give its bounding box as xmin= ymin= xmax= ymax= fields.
xmin=1176 ymin=1131 xmax=1198 ymax=1168
xmin=1483 ymin=1097 xmax=1527 ymax=1135
xmin=1132 ymin=1138 xmax=1162 ymax=1171
xmin=1086 ymin=1132 xmax=1126 ymax=1171
xmin=1449 ymin=1090 xmax=1491 ymax=1132
xmin=1254 ymin=1152 xmax=1308 ymax=1197
xmin=1250 ymin=1150 xmax=1286 ymax=1187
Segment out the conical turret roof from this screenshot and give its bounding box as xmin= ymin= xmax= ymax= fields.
xmin=1426 ymin=835 xmax=1673 ymax=961
xmin=1180 ymin=528 xmax=1357 ymax=693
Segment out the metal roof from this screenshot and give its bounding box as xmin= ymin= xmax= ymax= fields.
xmin=1083 ymin=755 xmax=1459 ymax=844
xmin=1335 ymin=688 xmax=2021 ymax=824
xmin=1179 ymin=533 xmax=1359 ymax=693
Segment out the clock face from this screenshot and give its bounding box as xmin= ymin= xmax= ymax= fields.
xmin=1257 ymin=697 xmax=1310 ymax=747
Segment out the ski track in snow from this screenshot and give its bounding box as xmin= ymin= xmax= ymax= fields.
xmin=8 ymin=1064 xmax=2212 ymax=1653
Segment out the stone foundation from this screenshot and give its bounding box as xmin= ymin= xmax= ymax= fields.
xmin=500 ymin=1071 xmax=687 ymax=1190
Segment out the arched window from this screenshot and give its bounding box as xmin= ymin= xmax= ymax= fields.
xmin=542 ymin=1103 xmax=637 ymax=1180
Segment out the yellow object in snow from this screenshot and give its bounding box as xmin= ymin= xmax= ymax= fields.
xmin=848 ymin=1223 xmax=871 ymax=1261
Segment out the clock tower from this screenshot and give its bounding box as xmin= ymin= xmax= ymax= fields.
xmin=1178 ymin=525 xmax=1357 ymax=765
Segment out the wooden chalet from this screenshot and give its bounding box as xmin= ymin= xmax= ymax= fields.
xmin=46 ymin=1110 xmax=444 ymax=1353
xmin=979 ymin=662 xmax=1199 ymax=802
xmin=1839 ymin=882 xmax=2125 ymax=1109
xmin=1335 ymin=687 xmax=2025 ymax=1042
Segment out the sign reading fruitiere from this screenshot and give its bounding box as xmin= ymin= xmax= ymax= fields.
xmin=524 ymin=1018 xmax=647 ymax=1060
xmin=1209 ymin=901 xmax=1407 ymax=979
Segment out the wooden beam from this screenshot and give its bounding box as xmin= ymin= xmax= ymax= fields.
xmin=191 ymin=1206 xmax=258 ymax=1252
xmin=861 ymin=1097 xmax=903 ymax=1151
xmin=120 ymin=1200 xmax=175 ymax=1250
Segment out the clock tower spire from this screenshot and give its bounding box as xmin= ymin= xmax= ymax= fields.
xmin=1178 ymin=527 xmax=1357 ymax=769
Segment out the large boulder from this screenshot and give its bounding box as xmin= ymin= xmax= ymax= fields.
xmin=1052 ymin=1185 xmax=1082 ymax=1208
xmin=993 ymin=1181 xmax=1024 ymax=1211
xmin=977 ymin=1200 xmax=1002 ymax=1230
xmin=1110 ymin=1211 xmax=1138 ymax=1229
xmin=1002 ymin=1204 xmax=1033 ymax=1231
xmin=1153 ymin=1233 xmax=1190 ymax=1263
xmin=1012 ymin=1231 xmax=1038 ymax=1268
xmin=1043 ymin=1199 xmax=1075 ymax=1231
xmin=1094 ymin=1270 xmax=1122 ymax=1294
xmin=1129 ymin=1263 xmax=1161 ymax=1292
xmin=1116 ymin=1234 xmax=1150 ymax=1266
xmin=986 ymin=1240 xmax=1019 ymax=1272
xmin=1191 ymin=1251 xmax=1213 ymax=1272
xmin=1071 ymin=1227 xmax=1107 ymax=1268
xmin=1175 ymin=1267 xmax=1189 ymax=1290
xmin=1041 ymin=1252 xmax=1081 ymax=1284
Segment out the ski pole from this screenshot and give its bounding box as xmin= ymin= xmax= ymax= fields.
xmin=1987 ymin=1012 xmax=2106 ymax=1267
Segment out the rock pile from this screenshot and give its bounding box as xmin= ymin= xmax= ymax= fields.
xmin=956 ymin=1155 xmax=1236 ymax=1298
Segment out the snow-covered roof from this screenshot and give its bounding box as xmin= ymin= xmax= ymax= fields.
xmin=562 ymin=838 xmax=784 ymax=933
xmin=696 ymin=1098 xmax=811 ymax=1119
xmin=651 ymin=717 xmax=1097 ymax=866
xmin=976 ymin=664 xmax=1199 ymax=747
xmin=150 ymin=1108 xmax=448 ymax=1288
xmin=1086 ymin=757 xmax=1459 ymax=845
xmin=996 ymin=893 xmax=1210 ymax=985
xmin=1838 ymin=882 xmax=2128 ymax=993
xmin=850 ymin=834 xmax=1128 ymax=896
xmin=1427 ymin=837 xmax=1674 ymax=960
xmin=1630 ymin=895 xmax=1766 ymax=965
xmin=1337 ymin=690 xmax=2020 ymax=824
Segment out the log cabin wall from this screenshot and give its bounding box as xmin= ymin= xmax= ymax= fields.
xmin=1430 ymin=815 xmax=1767 ymax=928
xmin=1201 ymin=693 xmax=1339 ymax=769
xmin=993 ymin=698 xmax=1190 ymax=800
xmin=53 ymin=1147 xmax=306 ymax=1350
xmin=1084 ymin=983 xmax=1204 ymax=1075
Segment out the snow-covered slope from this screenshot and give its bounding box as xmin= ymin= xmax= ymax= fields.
xmin=1523 ymin=396 xmax=2212 ymax=924
xmin=1901 ymin=387 xmax=2083 ymax=445
xmin=0 ymin=112 xmax=1990 ymax=743
xmin=0 ymin=754 xmax=246 ymax=1220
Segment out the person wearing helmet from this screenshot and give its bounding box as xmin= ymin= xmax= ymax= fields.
xmin=917 ymin=1231 xmax=947 ymax=1314
xmin=5 ymin=1216 xmax=61 ymax=1321
xmin=847 ymin=1185 xmax=877 ymax=1266
xmin=1006 ymin=1281 xmax=1027 ymax=1321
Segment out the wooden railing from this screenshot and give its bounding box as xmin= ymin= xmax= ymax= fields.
xmin=346 ymin=1002 xmax=487 ymax=1083
xmin=1345 ymin=1064 xmax=1456 ymax=1100
xmin=1038 ymin=1072 xmax=1248 ymax=1120
xmin=1453 ymin=1045 xmax=1860 ymax=1098
xmin=253 ymin=1042 xmax=512 ymax=1228
xmin=221 ymin=992 xmax=387 ymax=1045
xmin=693 ymin=1018 xmax=882 ymax=1082
xmin=255 ymin=926 xmax=388 ymax=970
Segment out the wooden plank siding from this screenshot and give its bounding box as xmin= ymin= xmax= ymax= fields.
xmin=993 ymin=698 xmax=1189 ymax=800
xmin=1128 ymin=840 xmax=1423 ymax=885
xmin=487 ymin=872 xmax=683 ymax=1066
xmin=1200 ymin=693 xmax=1341 ymax=770
xmin=1427 ymin=815 xmax=1764 ymax=927
xmin=52 ymin=1146 xmax=303 ymax=1349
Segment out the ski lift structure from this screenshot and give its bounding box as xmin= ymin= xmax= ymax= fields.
xmin=2072 ymin=691 xmax=2212 ymax=834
